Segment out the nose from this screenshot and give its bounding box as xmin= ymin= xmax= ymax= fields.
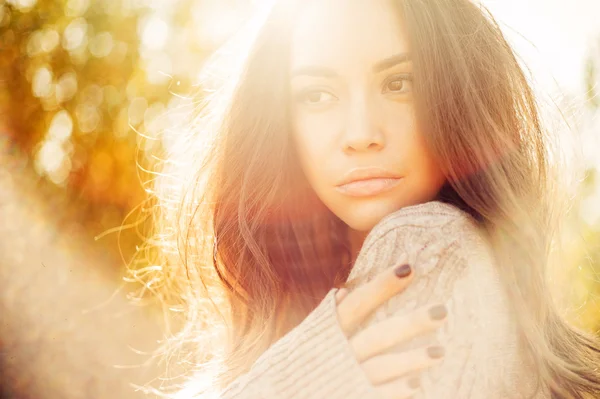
xmin=342 ymin=96 xmax=384 ymax=154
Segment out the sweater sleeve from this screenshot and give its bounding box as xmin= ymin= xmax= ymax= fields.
xmin=218 ymin=200 xmax=538 ymax=399
xmin=219 ymin=287 xmax=380 ymax=399
xmin=347 ymin=201 xmax=538 ymax=398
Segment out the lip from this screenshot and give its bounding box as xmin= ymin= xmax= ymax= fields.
xmin=336 ymin=167 xmax=402 ymax=186
xmin=335 ymin=167 xmax=402 ymax=197
xmin=335 ymin=178 xmax=402 ymax=197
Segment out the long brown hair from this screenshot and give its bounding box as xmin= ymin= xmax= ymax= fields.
xmin=132 ymin=0 xmax=600 ymax=397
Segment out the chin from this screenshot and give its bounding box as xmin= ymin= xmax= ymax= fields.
xmin=336 ymin=203 xmax=402 ymax=233
xmin=332 ymin=194 xmax=439 ymax=233
xmin=343 ymin=218 xmax=379 ymax=233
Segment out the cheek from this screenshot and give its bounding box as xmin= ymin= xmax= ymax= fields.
xmin=291 ymin=128 xmax=327 ymax=195
xmin=291 ymin=113 xmax=339 ymax=184
xmin=408 ymin=135 xmax=446 ymax=192
xmin=386 ymin=108 xmax=446 ymax=191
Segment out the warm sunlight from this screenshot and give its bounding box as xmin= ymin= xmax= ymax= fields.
xmin=482 ymin=0 xmax=600 ymax=96
xmin=2 ymin=1 xmax=600 ymax=398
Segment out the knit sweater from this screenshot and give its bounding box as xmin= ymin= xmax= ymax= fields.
xmin=219 ymin=200 xmax=548 ymax=398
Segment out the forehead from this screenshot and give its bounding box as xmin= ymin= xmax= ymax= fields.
xmin=290 ymin=0 xmax=409 ymax=70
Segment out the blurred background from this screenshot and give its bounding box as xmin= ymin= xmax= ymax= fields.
xmin=1 ymin=0 xmax=599 ymax=398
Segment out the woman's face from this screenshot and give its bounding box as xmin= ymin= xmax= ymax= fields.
xmin=289 ymin=0 xmax=446 ymax=233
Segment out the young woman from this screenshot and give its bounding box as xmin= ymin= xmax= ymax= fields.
xmin=138 ymin=0 xmax=600 ymax=398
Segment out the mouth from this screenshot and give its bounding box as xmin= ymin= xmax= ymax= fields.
xmin=335 ymin=177 xmax=402 ymax=197
xmin=335 ymin=166 xmax=402 ymax=197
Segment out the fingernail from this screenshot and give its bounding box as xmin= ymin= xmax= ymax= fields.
xmin=408 ymin=376 xmax=421 ymax=389
xmin=427 ymin=346 xmax=445 ymax=359
xmin=394 ymin=264 xmax=411 ymax=278
xmin=428 ymin=304 xmax=447 ymax=321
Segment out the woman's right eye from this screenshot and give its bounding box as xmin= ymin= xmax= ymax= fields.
xmin=296 ymin=90 xmax=338 ymax=106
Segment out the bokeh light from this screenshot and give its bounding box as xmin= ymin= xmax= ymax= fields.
xmin=62 ymin=17 xmax=88 ymax=51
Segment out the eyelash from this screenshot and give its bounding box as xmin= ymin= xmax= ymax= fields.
xmin=294 ymin=88 xmax=338 ymax=107
xmin=295 ymin=73 xmax=414 ymax=106
xmin=382 ymin=73 xmax=413 ymax=94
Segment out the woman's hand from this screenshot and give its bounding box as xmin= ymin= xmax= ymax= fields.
xmin=335 ymin=262 xmax=447 ymax=399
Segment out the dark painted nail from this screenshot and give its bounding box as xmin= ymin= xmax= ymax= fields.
xmin=394 ymin=264 xmax=411 ymax=278
xmin=408 ymin=377 xmax=421 ymax=389
xmin=429 ymin=304 xmax=448 ymax=321
xmin=427 ymin=346 xmax=445 ymax=359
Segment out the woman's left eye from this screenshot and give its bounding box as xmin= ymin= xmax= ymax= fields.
xmin=382 ymin=75 xmax=413 ymax=94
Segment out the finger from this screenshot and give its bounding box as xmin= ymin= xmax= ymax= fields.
xmin=335 ymin=288 xmax=349 ymax=304
xmin=362 ymin=345 xmax=445 ymax=385
xmin=350 ymin=303 xmax=447 ymax=361
xmin=337 ymin=256 xmax=412 ymax=336
xmin=376 ymin=375 xmax=421 ymax=399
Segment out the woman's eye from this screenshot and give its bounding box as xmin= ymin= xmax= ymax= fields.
xmin=298 ymin=90 xmax=337 ymax=105
xmin=383 ymin=75 xmax=413 ymax=94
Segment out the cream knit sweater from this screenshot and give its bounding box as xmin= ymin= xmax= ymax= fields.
xmin=218 ymin=201 xmax=548 ymax=398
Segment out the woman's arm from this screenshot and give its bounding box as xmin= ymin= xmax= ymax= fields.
xmin=219 ymin=287 xmax=378 ymax=399
xmin=217 ymin=200 xmax=537 ymax=399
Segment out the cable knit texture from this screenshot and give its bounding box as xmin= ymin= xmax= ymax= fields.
xmin=219 ymin=201 xmax=548 ymax=398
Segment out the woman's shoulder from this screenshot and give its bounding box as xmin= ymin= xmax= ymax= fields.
xmin=350 ymin=200 xmax=512 ymax=353
xmin=362 ymin=200 xmax=483 ymax=251
xmin=351 ymin=200 xmax=493 ymax=282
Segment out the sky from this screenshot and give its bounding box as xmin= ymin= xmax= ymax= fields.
xmin=481 ymin=0 xmax=600 ymax=226
xmin=482 ymin=0 xmax=600 ymax=96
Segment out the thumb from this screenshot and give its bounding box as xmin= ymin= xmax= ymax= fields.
xmin=335 ymin=288 xmax=349 ymax=304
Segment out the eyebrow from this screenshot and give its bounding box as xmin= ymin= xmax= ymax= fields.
xmin=291 ymin=52 xmax=411 ymax=78
xmin=373 ymin=52 xmax=411 ymax=73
